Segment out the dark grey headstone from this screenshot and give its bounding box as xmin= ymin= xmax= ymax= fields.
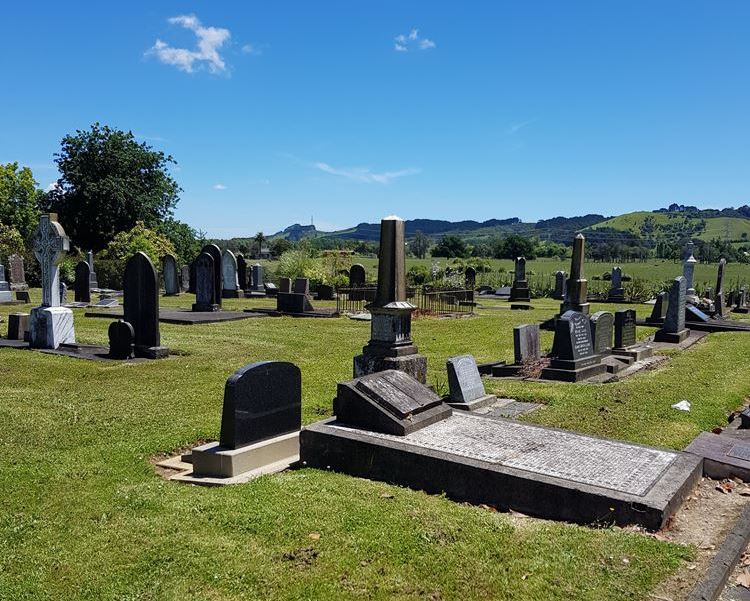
xmin=279 ymin=277 xmax=292 ymax=294
xmin=554 ymin=271 xmax=566 ymax=300
xmin=201 ymin=244 xmax=223 ymax=307
xmin=513 ymin=324 xmax=540 ymax=363
xmin=123 ymin=252 xmax=163 ymax=355
xmin=590 ymin=311 xmax=614 ymax=354
xmin=0 ymin=265 xmax=9 ymax=291
xmin=293 ymin=277 xmax=310 ymax=295
xmin=554 ymin=310 xmax=595 ymax=361
xmin=349 ymin=263 xmax=366 ymax=287
xmin=8 ymin=254 xmax=25 ymax=287
xmin=162 ymin=254 xmax=179 ymax=295
xmin=514 ymin=256 xmax=526 ymax=281
xmin=611 ymin=266 xmax=622 ymax=289
xmin=237 ymin=255 xmax=248 ymax=290
xmin=465 ymin=267 xmax=476 ymax=290
xmin=250 ymin=264 xmax=264 ymax=292
xmin=334 ymin=369 xmax=451 ymax=436
xmin=193 ymin=252 xmax=219 ymax=311
xmin=614 ymin=309 xmax=636 ymax=349
xmin=446 ymin=355 xmax=485 ymax=403
xmin=650 ymin=291 xmax=668 ymax=321
xmin=664 ymin=276 xmax=686 ymax=334
xmin=180 ymin=264 xmax=190 ymax=292
xmin=108 ymin=319 xmax=134 ymax=359
xmin=219 ymin=361 xmax=302 ymax=449
xmin=74 ymin=261 xmax=91 ymax=303
xmin=188 ymin=259 xmax=197 ymax=293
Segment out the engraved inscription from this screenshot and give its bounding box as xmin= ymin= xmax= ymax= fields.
xmin=727 ymin=444 xmax=750 ymax=462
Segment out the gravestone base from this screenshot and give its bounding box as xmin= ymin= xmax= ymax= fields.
xmin=607 ymin=289 xmax=626 ymax=302
xmin=353 ymin=351 xmax=428 ymax=385
xmin=654 ymin=328 xmax=689 ymax=344
xmin=192 ymin=302 xmax=220 ymax=312
xmin=446 ymin=393 xmax=497 ymax=411
xmin=540 ymin=361 xmax=607 ymax=382
xmin=510 ymin=304 xmax=533 ymax=310
xmin=491 ymin=362 xmax=524 ymax=378
xmin=221 ymin=289 xmax=245 ymax=299
xmin=163 ymin=291 xmax=180 ymax=297
xmin=7 ymin=313 xmax=29 ymax=340
xmin=509 ymin=285 xmax=531 ymax=302
xmin=0 ymin=290 xmax=13 ymax=303
xmin=29 ymin=306 xmax=75 ymax=350
xmin=277 ymin=292 xmax=314 ymax=314
xmin=686 ymin=433 xmax=750 ymax=482
xmin=190 ymin=431 xmax=300 ymax=480
xmin=601 ymin=355 xmax=632 ymax=374
xmin=612 ymin=345 xmax=654 ymax=362
xmin=134 ymin=345 xmax=170 ymax=359
xmin=301 ymin=414 xmax=702 ymax=530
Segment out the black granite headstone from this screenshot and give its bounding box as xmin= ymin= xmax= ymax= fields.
xmin=349 ymin=263 xmax=366 ymax=287
xmin=74 ymin=261 xmax=91 ymax=303
xmin=590 ymin=311 xmax=614 ymax=354
xmin=614 ymin=309 xmax=636 ymax=349
xmin=237 ymin=254 xmax=248 ymax=290
xmin=108 ymin=319 xmax=135 ymax=359
xmin=192 ymin=252 xmax=219 ymax=312
xmin=201 ymin=244 xmax=223 ymax=307
xmin=554 ymin=310 xmax=595 ymax=361
xmin=465 ymin=266 xmax=476 ymax=290
xmin=219 ymin=361 xmax=302 ymax=449
xmin=123 ymin=252 xmax=167 ymax=358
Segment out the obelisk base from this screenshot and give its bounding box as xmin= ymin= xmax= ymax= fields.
xmin=29 ymin=306 xmax=76 ymax=349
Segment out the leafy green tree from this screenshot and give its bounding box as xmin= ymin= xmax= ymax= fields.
xmin=0 ymin=162 xmax=42 ymax=240
xmin=269 ymin=237 xmax=293 ymax=257
xmin=157 ymin=218 xmax=203 ymax=265
xmin=0 ymin=223 xmax=25 ymax=260
xmin=431 ymin=235 xmax=469 ymax=258
xmin=254 ymin=231 xmax=266 ymax=258
xmin=411 ymin=230 xmax=430 ymax=259
xmin=98 ymin=221 xmax=175 ymax=287
xmin=43 ymin=123 xmax=181 ymax=251
xmin=493 ymin=234 xmax=537 ymax=260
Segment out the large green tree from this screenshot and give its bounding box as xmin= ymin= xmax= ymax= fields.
xmin=44 ymin=123 xmax=181 ymax=251
xmin=0 ymin=162 xmax=42 ymax=240
xmin=431 ymin=235 xmax=469 ymax=259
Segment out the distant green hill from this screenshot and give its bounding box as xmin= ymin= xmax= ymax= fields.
xmin=588 ymin=211 xmax=750 ymax=242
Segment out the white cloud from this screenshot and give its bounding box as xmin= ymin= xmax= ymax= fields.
xmin=213 ymin=183 xmax=227 ymax=190
xmin=241 ymin=43 xmax=262 ymax=55
xmin=313 ymin=162 xmax=420 ymax=184
xmin=394 ymin=28 xmax=436 ymax=52
xmin=146 ymin=14 xmax=230 ymax=74
xmin=507 ymin=119 xmax=535 ymax=135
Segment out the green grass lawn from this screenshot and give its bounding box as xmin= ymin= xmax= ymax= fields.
xmin=5 ymin=291 xmax=749 ymax=599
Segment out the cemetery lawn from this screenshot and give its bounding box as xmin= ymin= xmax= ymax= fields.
xmin=6 ymin=293 xmax=750 ymax=600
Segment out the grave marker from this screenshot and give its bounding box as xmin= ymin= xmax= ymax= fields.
xmin=74 ymin=261 xmax=91 ymax=303
xmin=108 ymin=319 xmax=134 ymax=359
xmin=250 ymin=263 xmax=264 ymax=292
xmin=192 ymin=252 xmax=220 ymax=312
xmin=607 ymin=267 xmax=625 ymax=302
xmin=123 ymin=252 xmax=169 ymax=358
xmin=509 ymin=256 xmax=530 ymax=302
xmin=162 ymin=253 xmax=180 ymax=296
xmin=561 ymin=234 xmax=589 ymax=315
xmin=0 ymin=265 xmax=11 ymax=302
xmin=590 ymin=311 xmax=614 ymax=354
xmin=553 ymin=271 xmax=567 ymax=300
xmin=655 ymin=276 xmax=689 ymax=343
xmin=8 ymin=254 xmax=27 ymax=290
xmin=446 ymin=355 xmax=495 ymax=410
xmin=201 ymin=244 xmax=223 ymax=307
xmin=221 ymin=249 xmax=243 ymax=298
xmin=349 ymin=263 xmax=366 ymax=287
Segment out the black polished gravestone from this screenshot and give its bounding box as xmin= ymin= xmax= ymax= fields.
xmin=237 ymin=254 xmax=248 ymax=291
xmin=123 ymin=252 xmax=169 ymax=359
xmin=349 ymin=263 xmax=366 ymax=288
xmin=185 ymin=361 xmax=303 ymax=482
xmin=201 ymin=244 xmax=223 ymax=307
xmin=612 ymin=308 xmax=653 ymax=362
xmin=541 ymin=310 xmax=606 ymax=382
xmin=492 ymin=323 xmax=541 ymax=377
xmin=108 ymin=319 xmax=134 ymax=359
xmin=589 ymin=311 xmax=614 ymax=355
xmin=334 ymin=370 xmax=452 ymax=436
xmin=192 ymin=252 xmax=220 ymax=312
xmin=509 ymin=256 xmax=531 ymax=302
xmin=646 ymin=291 xmax=668 ymax=324
xmin=445 ymin=354 xmax=495 ymax=410
xmin=74 ymin=260 xmax=91 ymax=304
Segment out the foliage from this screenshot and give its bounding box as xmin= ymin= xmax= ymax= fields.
xmin=269 ymin=237 xmax=293 ymax=257
xmin=157 ymin=218 xmax=203 ymax=266
xmin=98 ymin=221 xmax=175 ymax=288
xmin=0 ymin=223 xmax=25 ymax=261
xmin=492 ymin=234 xmax=537 ymax=260
xmin=321 ymin=251 xmax=352 ymax=287
xmin=411 ymin=230 xmax=430 ymax=259
xmin=432 ymin=235 xmax=469 ymax=258
xmin=275 ymin=248 xmax=324 ymax=283
xmin=407 ymin=264 xmax=429 ymax=285
xmin=43 ymin=123 xmax=181 ymax=252
xmin=0 ymin=162 xmax=42 ymax=240
xmin=253 ymin=231 xmax=266 ymax=258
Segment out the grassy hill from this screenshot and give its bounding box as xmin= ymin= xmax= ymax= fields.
xmin=588 ymin=211 xmax=750 ymax=242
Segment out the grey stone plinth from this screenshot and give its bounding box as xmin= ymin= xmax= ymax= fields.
xmin=612 ymin=345 xmax=654 ymax=362
xmin=221 ymin=289 xmax=245 ymax=299
xmin=29 ymin=306 xmax=75 ymax=349
xmin=446 ymin=394 xmax=497 ymax=411
xmin=354 ymin=352 xmax=427 ymax=384
xmin=654 ymin=328 xmax=690 ymax=343
xmin=540 ymin=362 xmax=608 ymax=382
xmin=0 ymin=291 xmax=12 ymax=303
xmin=300 ymin=414 xmax=702 ymax=530
xmin=191 ymin=431 xmax=300 ymax=479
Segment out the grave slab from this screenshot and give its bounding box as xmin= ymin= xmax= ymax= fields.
xmin=301 ymin=413 xmax=702 ymax=530
xmin=686 ymin=433 xmax=750 ymax=481
xmin=85 ymin=308 xmax=266 ymax=324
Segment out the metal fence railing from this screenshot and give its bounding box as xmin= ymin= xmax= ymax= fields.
xmin=336 ymin=286 xmax=474 ymax=317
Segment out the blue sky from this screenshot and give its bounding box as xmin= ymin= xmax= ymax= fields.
xmin=1 ymin=2 xmax=748 ymax=237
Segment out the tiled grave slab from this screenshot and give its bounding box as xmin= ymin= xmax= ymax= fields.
xmin=301 ymin=413 xmax=701 ymax=529
xmin=687 ymin=432 xmax=750 ymax=481
xmin=85 ymin=309 xmax=265 ymax=324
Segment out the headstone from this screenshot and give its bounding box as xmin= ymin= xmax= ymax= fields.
xmin=589 ymin=311 xmax=614 ymax=354
xmin=7 ymin=313 xmax=29 ymax=340
xmin=683 ymin=243 xmax=698 ymax=300
xmin=8 ymin=254 xmax=27 ymax=290
xmin=123 ymin=252 xmax=169 ymax=358
xmin=553 ymin=271 xmax=567 ymax=300
xmin=237 ymin=254 xmax=248 ymax=290
xmin=349 ymin=263 xmax=366 ymax=288
xmin=509 ymin=256 xmax=530 ymax=302
xmin=514 ymin=324 xmax=540 ymax=363
xmin=28 ymin=214 xmax=75 ymax=349
xmin=250 ymin=263 xmax=264 ymax=292
xmin=221 ymin=250 xmax=243 ymax=298
xmin=162 ymin=254 xmax=180 ymax=296
xmin=317 ymin=284 xmax=335 ymax=300
xmin=219 ymin=362 xmax=302 ymax=448
xmin=561 ymin=234 xmax=589 ymax=315
xmin=542 ymin=311 xmax=606 ymax=381
xmin=647 ymin=291 xmax=668 ymax=323
xmin=180 ymin=264 xmax=190 ymax=292
xmin=614 ymin=309 xmax=637 ymax=349
xmin=0 ymin=265 xmax=10 ymax=302
xmin=464 ymin=266 xmax=476 ymax=290
xmin=87 ymin=250 xmax=98 ymax=289
xmin=445 ymin=355 xmax=494 ymax=409
xmin=15 ymin=290 xmax=30 ymax=303
xmin=74 ymin=261 xmax=91 ymax=303
xmin=705 ymin=286 xmax=713 ymax=301
xmin=655 ymin=276 xmax=689 ymax=343
xmin=715 ymin=258 xmax=727 ymax=318
xmin=188 ymin=259 xmax=197 ymax=293
xmin=192 ymin=252 xmax=220 ymax=312
xmin=607 ymin=267 xmax=625 ymax=302
xmin=353 ymin=217 xmax=427 ymax=384
xmin=334 ymin=369 xmax=451 ymax=435
xmin=59 ymin=282 xmax=67 ymax=305
xmin=293 ymin=277 xmax=310 ymax=295
xmin=279 ymin=277 xmax=292 ymax=294
xmin=201 ymin=244 xmax=223 ymax=307
xmin=108 ymin=319 xmax=134 ymax=359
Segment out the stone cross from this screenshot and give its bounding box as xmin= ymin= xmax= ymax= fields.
xmin=32 ymin=213 xmax=69 ymax=307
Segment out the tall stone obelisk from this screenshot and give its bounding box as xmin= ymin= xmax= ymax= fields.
xmin=560 ymin=233 xmax=590 ymax=315
xmin=354 ymin=216 xmax=427 ymax=383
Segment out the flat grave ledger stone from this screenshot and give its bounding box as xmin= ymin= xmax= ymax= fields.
xmin=589 ymin=311 xmax=614 ymax=355
xmin=0 ymin=265 xmax=11 ymax=303
xmin=250 ymin=264 xmax=264 ymax=292
xmin=180 ymin=264 xmax=190 ymax=292
xmin=162 ymin=254 xmax=180 ymax=296
xmin=445 ymin=355 xmax=495 ymax=410
xmin=108 ymin=319 xmax=134 ymax=359
xmin=29 ymin=214 xmax=76 ymax=350
xmin=349 ymin=263 xmax=366 ymax=287
xmin=189 ymin=361 xmax=302 ymax=481
xmin=264 ymin=282 xmax=278 ymax=296
xmin=74 ymin=261 xmax=91 ymax=303
xmin=301 ymin=411 xmax=702 ymax=530
xmin=123 ymin=252 xmax=169 ymax=359
xmin=7 ymin=312 xmax=29 ymax=340
xmin=687 ymin=433 xmax=750 ymax=482
xmin=335 ymin=370 xmax=452 ymax=436
xmin=15 ymin=290 xmax=30 ymax=303
xmin=221 ymin=249 xmax=243 ymax=298
xmin=192 ymin=252 xmax=220 ymax=312
xmin=8 ymin=254 xmax=27 ymax=290
xmin=201 ymin=244 xmax=223 ymax=307
xmin=655 ymin=277 xmax=689 ymax=344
